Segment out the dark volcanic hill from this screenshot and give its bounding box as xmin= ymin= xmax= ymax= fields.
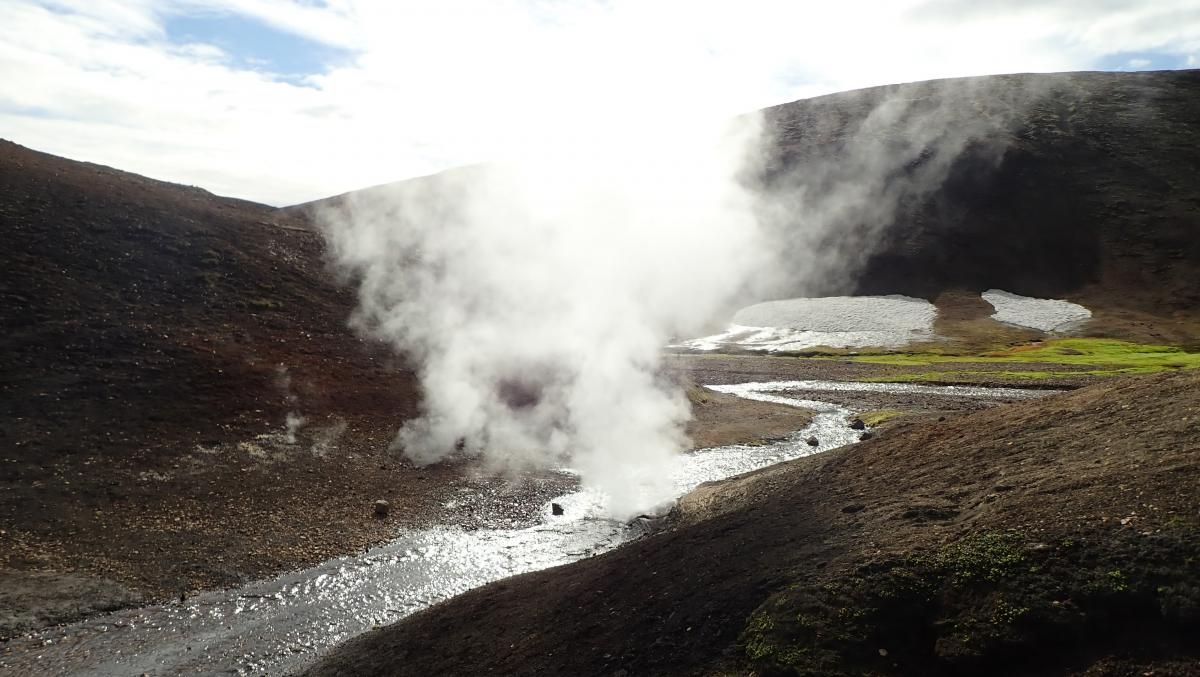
xmin=0 ymin=139 xmax=425 ymax=604
xmin=758 ymin=69 xmax=1200 ymax=316
xmin=0 ymin=139 xmax=417 ymax=452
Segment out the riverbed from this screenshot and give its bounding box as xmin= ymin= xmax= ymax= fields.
xmin=0 ymin=381 xmax=1052 ymax=676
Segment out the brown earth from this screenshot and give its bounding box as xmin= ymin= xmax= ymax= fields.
xmin=685 ymin=385 xmax=814 ymax=449
xmin=0 ymin=137 xmax=422 ymax=636
xmin=0 ymin=139 xmax=817 ymax=639
xmin=304 ymin=369 xmax=1200 ymax=677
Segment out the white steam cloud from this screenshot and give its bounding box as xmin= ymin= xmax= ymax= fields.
xmin=320 ymin=75 xmax=1043 ymax=517
xmin=321 ymin=116 xmax=773 ymax=516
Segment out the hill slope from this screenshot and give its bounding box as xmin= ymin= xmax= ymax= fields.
xmin=305 ymin=370 xmax=1200 ymax=677
xmin=0 ymin=140 xmax=807 ymax=635
xmin=762 ymin=69 xmax=1200 ymax=314
xmin=0 ymin=138 xmax=427 ymax=607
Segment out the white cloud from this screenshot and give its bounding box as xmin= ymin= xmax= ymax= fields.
xmin=1 ymin=0 xmax=1198 ymax=205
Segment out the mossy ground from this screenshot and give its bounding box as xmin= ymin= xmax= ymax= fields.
xmin=739 ymin=528 xmax=1200 ymax=676
xmin=859 ymin=409 xmax=904 ymax=426
xmin=843 ymin=339 xmax=1200 ymax=382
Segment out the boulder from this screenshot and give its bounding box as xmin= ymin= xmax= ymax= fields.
xmin=373 ymin=500 xmax=389 ymax=519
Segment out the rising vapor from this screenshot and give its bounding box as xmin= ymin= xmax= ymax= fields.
xmin=320 ymin=116 xmax=774 ymax=516
xmin=320 ymin=75 xmax=1041 ymax=517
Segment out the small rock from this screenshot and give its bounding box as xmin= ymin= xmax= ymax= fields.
xmin=859 ymin=432 xmax=874 ymax=441
xmin=551 ymin=502 xmax=564 ymax=516
xmin=373 ymin=499 xmax=390 ymax=518
xmin=849 ymin=418 xmax=866 ymax=430
xmin=878 ymin=648 xmax=889 ymax=657
xmin=806 ymin=436 xmax=819 ymax=447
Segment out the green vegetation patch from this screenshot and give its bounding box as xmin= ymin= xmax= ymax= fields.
xmin=739 ymin=528 xmax=1200 ymax=676
xmin=926 ymin=532 xmax=1025 ymax=584
xmin=860 ymin=409 xmax=903 ymax=426
xmin=851 ymin=338 xmax=1200 ymax=371
xmin=840 ymin=339 xmax=1200 ymax=383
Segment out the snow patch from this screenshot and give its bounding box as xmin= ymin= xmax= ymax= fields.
xmin=982 ymin=289 xmax=1091 ymax=332
xmin=676 ymin=295 xmax=937 ymax=352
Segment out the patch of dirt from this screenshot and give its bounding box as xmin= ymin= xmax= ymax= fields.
xmin=303 ymin=370 xmax=1200 ymax=677
xmin=685 ymin=385 xmax=813 ymax=449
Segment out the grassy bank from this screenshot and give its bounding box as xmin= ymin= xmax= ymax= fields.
xmin=846 ymin=339 xmax=1200 ymax=382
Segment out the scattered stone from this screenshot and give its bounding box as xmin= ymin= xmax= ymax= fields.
xmin=849 ymin=418 xmax=866 ymax=430
xmin=859 ymin=432 xmax=874 ymax=441
xmin=551 ymin=502 xmax=564 ymax=516
xmin=373 ymin=500 xmax=389 ymax=519
xmin=806 ymin=436 xmax=820 ymax=447
xmin=842 ymin=504 xmax=865 ymax=514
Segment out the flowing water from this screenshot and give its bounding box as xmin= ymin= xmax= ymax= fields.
xmin=0 ymin=381 xmax=1052 ymax=676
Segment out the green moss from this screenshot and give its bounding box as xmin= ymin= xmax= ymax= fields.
xmin=741 ymin=611 xmax=778 ymax=660
xmin=860 ymin=409 xmax=903 ymax=426
xmin=850 ymin=339 xmax=1200 ymax=374
xmin=738 ymin=529 xmax=1200 ymax=676
xmin=859 ymin=368 xmax=1146 ymax=383
xmin=1105 ymin=569 xmax=1128 ymax=593
xmin=989 ymin=599 xmax=1030 ymax=626
xmin=929 ymin=532 xmax=1025 ymax=584
xmin=248 ymin=297 xmax=283 ymax=310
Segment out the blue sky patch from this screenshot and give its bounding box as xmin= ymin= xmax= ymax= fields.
xmin=1095 ymin=50 xmax=1192 ymax=72
xmin=165 ymin=11 xmax=352 ymax=81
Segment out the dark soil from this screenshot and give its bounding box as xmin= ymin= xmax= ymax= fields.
xmin=0 ymin=139 xmax=432 ymax=610
xmin=0 ymin=137 xmax=813 ymax=638
xmin=304 ymin=370 xmax=1200 ymax=677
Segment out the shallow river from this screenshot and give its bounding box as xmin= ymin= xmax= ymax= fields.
xmin=0 ymin=381 xmax=1050 ymax=676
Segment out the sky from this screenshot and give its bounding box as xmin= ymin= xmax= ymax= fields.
xmin=1 ymin=0 xmax=1198 ymax=206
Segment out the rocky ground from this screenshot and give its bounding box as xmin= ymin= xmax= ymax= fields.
xmin=0 ymin=387 xmax=810 ymax=641
xmin=304 ymin=369 xmax=1200 ymax=677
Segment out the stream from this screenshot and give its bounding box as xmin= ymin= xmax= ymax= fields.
xmin=0 ymin=380 xmax=1053 ymax=676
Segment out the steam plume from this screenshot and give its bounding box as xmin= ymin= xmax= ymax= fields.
xmin=321 ymin=117 xmax=772 ymax=516
xmin=319 ymin=75 xmax=1041 ymax=516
